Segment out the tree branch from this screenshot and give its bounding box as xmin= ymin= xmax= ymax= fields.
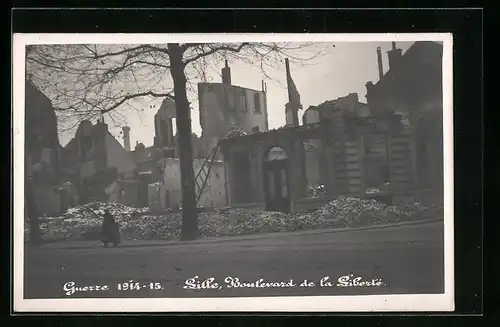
xmin=180 ymin=43 xmax=203 ymax=52
xmin=144 ymin=45 xmax=170 ymax=55
xmin=183 ymin=43 xmax=250 ymax=66
xmin=100 ymin=91 xmax=175 ymax=114
xmin=81 ymin=45 xmax=150 ymax=60
xmin=27 ymin=42 xmax=327 ymax=135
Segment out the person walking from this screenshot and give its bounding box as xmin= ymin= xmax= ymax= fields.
xmin=101 ymin=209 xmax=120 ymax=248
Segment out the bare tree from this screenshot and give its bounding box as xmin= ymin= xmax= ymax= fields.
xmin=26 ymin=42 xmax=327 ymax=241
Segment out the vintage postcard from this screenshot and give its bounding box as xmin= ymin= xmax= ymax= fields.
xmin=12 ymin=33 xmax=454 ymax=312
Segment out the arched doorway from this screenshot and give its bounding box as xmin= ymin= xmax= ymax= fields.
xmin=264 ymin=146 xmax=290 ymax=213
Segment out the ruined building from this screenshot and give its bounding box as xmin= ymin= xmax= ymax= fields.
xmin=302 ymin=92 xmax=371 ymax=188
xmin=148 ymin=61 xmax=271 ymax=211
xmin=219 ymin=41 xmax=444 ymax=214
xmin=153 ymin=97 xmax=177 ymax=158
xmin=61 ymin=119 xmax=139 ymax=205
xmin=198 ymin=60 xmax=269 ymax=158
xmin=25 ymin=80 xmax=64 ymax=215
xmin=365 ymin=41 xmax=444 ymax=192
xmin=150 ymin=158 xmax=226 ymax=210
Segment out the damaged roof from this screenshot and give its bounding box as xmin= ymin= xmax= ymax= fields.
xmin=367 ymin=41 xmax=443 ymax=97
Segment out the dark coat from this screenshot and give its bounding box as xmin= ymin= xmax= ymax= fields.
xmin=101 ymin=212 xmax=120 ymax=243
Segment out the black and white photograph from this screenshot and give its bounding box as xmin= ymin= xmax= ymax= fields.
xmin=13 ymin=33 xmax=454 ymax=312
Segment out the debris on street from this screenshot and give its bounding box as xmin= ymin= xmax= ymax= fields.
xmin=25 ymin=196 xmax=432 ymax=243
xmin=297 ymin=196 xmax=427 ymax=227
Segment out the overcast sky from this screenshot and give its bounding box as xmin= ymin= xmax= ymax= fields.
xmin=57 ymin=41 xmax=414 ymax=148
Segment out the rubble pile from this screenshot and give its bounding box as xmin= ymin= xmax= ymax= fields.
xmin=224 ymin=127 xmax=247 ymax=139
xmin=307 ymin=185 xmax=328 ymax=198
xmin=24 ymin=202 xmax=148 ymax=242
xmin=396 ymin=200 xmax=428 ymax=213
xmin=25 ymin=196 xmax=430 ymax=243
xmin=394 ymin=198 xmax=439 ymax=218
xmin=298 ymin=196 xmax=419 ymax=227
xmin=198 ymin=209 xmax=300 ymax=237
xmin=62 ymin=201 xmax=148 ymax=219
xmin=120 ymin=213 xmax=183 ymax=240
xmin=112 ymin=209 xmax=301 ymax=240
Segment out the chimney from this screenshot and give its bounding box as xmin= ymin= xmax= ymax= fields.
xmin=387 ymin=41 xmax=403 ymax=70
xmin=285 ymin=58 xmax=291 ymax=79
xmin=365 ymin=81 xmax=374 ymax=97
xmin=93 ymin=120 xmax=108 ymax=171
xmin=221 ymin=60 xmax=231 ymax=85
xmin=284 ymin=58 xmax=300 ymax=126
xmin=122 ymin=126 xmax=131 ymax=151
xmin=376 ymin=47 xmax=384 ymax=80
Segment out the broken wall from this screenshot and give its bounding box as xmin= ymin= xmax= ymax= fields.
xmin=105 ymin=132 xmax=137 ymax=175
xmin=221 ymin=129 xmax=308 ymax=210
xmin=198 ymin=83 xmax=268 ymax=155
xmin=157 ymin=158 xmax=227 ymax=209
xmin=32 ymin=184 xmax=62 ymax=216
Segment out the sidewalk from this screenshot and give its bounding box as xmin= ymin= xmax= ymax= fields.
xmin=29 ymin=217 xmax=443 ymax=251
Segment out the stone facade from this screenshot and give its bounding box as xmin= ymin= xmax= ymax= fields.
xmin=220 ymin=126 xmax=311 ymax=212
xmin=220 ymin=113 xmax=418 ymax=213
xmin=220 ymin=51 xmax=445 ymax=214
xmin=154 ymin=158 xmax=227 ymax=209
xmin=198 ymin=62 xmax=268 ymax=158
xmin=302 ymin=92 xmax=372 ymax=189
xmin=365 ymin=41 xmax=444 ymax=192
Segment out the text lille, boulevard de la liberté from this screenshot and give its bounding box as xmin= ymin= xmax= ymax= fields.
xmin=183 ymin=275 xmax=386 ymax=290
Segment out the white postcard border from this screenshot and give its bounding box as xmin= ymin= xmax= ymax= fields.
xmin=12 ymin=33 xmax=454 ymax=312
